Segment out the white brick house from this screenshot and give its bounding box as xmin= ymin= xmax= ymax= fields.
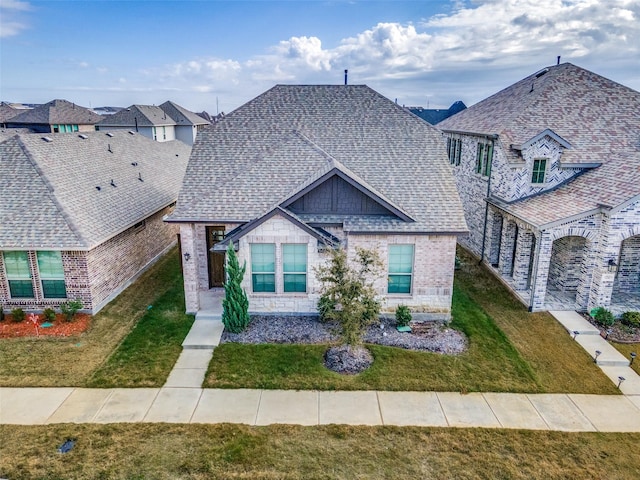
xmin=167 ymin=85 xmax=468 ymax=319
xmin=439 ymin=63 xmax=640 ymax=314
xmin=0 ymin=131 xmax=190 ymax=314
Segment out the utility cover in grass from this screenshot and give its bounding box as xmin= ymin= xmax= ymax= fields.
xmin=324 ymin=345 xmax=373 ymax=374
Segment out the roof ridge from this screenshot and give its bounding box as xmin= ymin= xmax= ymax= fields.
xmin=15 ymin=135 xmax=88 ymax=247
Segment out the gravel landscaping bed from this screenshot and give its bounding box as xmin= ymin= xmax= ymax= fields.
xmin=221 ymin=315 xmax=467 ymax=354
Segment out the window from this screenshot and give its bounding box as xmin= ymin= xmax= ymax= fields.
xmin=251 ymin=244 xmax=275 ymax=292
xmin=152 ymin=126 xmax=157 ymax=141
xmin=3 ymin=251 xmax=34 ymax=298
xmin=133 ymin=220 xmax=146 ymax=233
xmin=532 ymin=158 xmax=547 ymax=184
xmin=448 ymin=138 xmax=462 ymax=166
xmin=476 ymin=142 xmax=493 ymax=176
xmin=283 ymin=244 xmax=307 ymax=293
xmin=162 ymin=126 xmax=166 ymax=140
xmin=37 ymin=251 xmax=67 ymax=298
xmin=52 ymin=124 xmax=79 ymax=133
xmin=388 ymin=245 xmax=414 ymax=294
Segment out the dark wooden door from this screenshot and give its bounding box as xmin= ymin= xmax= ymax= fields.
xmin=206 ymin=226 xmax=226 ymax=288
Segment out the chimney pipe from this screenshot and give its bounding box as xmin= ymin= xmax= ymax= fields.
xmin=557 ymin=55 xmax=561 ymax=65
xmin=344 ymin=69 xmax=348 ymax=85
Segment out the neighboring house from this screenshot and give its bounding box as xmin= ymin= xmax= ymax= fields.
xmin=5 ymin=99 xmax=103 ymax=133
xmin=0 ymin=131 xmax=190 ymax=314
xmin=159 ymin=101 xmax=210 ymax=146
xmin=0 ymin=102 xmax=21 ymax=128
xmin=97 ymin=104 xmax=177 ymax=142
xmin=438 ymin=63 xmax=640 ymax=314
xmin=408 ymin=101 xmax=467 ymax=125
xmin=167 ymin=85 xmax=468 ymax=318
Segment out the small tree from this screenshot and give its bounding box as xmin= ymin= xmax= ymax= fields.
xmin=60 ymin=299 xmax=83 ymax=322
xmin=222 ymin=244 xmax=250 ymax=333
xmin=315 ymin=247 xmax=383 ymax=346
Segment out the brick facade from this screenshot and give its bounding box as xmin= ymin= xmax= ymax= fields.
xmin=1 ymin=206 xmax=178 ymax=314
xmin=447 ymin=129 xmax=640 ymax=313
xmin=178 ymin=213 xmax=457 ymax=320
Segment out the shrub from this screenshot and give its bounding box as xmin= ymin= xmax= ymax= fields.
xmin=42 ymin=308 xmax=56 ymax=322
xmin=592 ymin=307 xmax=615 ymax=328
xmin=395 ymin=305 xmax=412 ymax=327
xmin=315 ymin=247 xmax=383 ymax=346
xmin=11 ymin=308 xmax=26 ymax=323
xmin=621 ymin=311 xmax=640 ymax=328
xmin=222 ymin=244 xmax=250 ymax=333
xmin=60 ymin=299 xmax=83 ymax=322
xmin=317 ymin=295 xmax=335 ymax=323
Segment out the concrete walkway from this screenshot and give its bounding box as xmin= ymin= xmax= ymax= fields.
xmin=549 ymin=310 xmax=640 ymax=395
xmin=2 ymin=387 xmax=640 ymax=431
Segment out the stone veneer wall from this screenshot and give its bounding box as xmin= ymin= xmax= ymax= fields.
xmin=1 ymin=206 xmax=177 ymax=314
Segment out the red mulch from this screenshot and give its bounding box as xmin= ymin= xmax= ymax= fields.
xmin=0 ymin=313 xmax=91 ymax=338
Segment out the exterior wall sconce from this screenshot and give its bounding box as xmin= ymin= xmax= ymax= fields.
xmin=183 ymin=252 xmax=191 ymax=262
xmin=607 ymin=259 xmax=618 ymax=273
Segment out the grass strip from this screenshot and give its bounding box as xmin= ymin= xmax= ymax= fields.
xmin=1 ymin=424 xmax=638 ymax=479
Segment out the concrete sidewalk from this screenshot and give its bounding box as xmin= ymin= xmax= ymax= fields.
xmin=2 ymin=387 xmax=640 ymax=432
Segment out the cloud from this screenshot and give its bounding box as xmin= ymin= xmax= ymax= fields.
xmin=0 ymin=0 xmax=31 ymax=37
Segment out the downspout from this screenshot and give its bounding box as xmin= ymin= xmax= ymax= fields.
xmin=479 ymin=135 xmax=498 ymax=265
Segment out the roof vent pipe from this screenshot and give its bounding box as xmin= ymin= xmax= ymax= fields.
xmin=344 ymin=69 xmax=348 ymax=85
xmin=557 ymin=55 xmax=561 ymax=65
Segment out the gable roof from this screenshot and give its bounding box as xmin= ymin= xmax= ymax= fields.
xmin=169 ymin=85 xmax=467 ymax=234
xmin=440 ymin=63 xmax=640 ymax=227
xmin=159 ymin=101 xmax=210 ymax=126
xmin=0 ymin=131 xmax=190 ymax=250
xmin=7 ymin=99 xmax=103 ymax=126
xmin=97 ymin=104 xmax=176 ymax=127
xmin=0 ymin=102 xmax=21 ymax=124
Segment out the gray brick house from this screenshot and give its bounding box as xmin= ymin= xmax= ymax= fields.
xmin=167 ymin=85 xmax=468 ymax=318
xmin=438 ymin=63 xmax=640 ymax=314
xmin=0 ymin=131 xmax=190 ymax=314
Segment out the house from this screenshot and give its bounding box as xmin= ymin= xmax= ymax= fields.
xmin=438 ymin=63 xmax=640 ymax=314
xmin=159 ymin=101 xmax=210 ymax=146
xmin=0 ymin=131 xmax=190 ymax=314
xmin=5 ymin=99 xmax=103 ymax=133
xmin=97 ymin=105 xmax=177 ymax=142
xmin=166 ymin=85 xmax=468 ymax=318
xmin=408 ymin=101 xmax=467 ymax=125
xmin=96 ymin=102 xmax=209 ymax=146
xmin=0 ymin=102 xmax=21 ymax=128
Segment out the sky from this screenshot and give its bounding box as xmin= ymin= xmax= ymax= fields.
xmin=1 ymin=0 xmax=639 ymax=114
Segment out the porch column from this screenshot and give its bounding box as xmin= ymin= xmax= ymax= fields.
xmin=512 ymin=230 xmax=535 ymax=290
xmin=180 ymin=223 xmax=200 ymax=314
xmin=575 ymin=239 xmax=597 ymax=311
xmin=530 ymin=231 xmax=553 ymax=311
xmin=499 ymin=221 xmax=517 ymax=276
xmin=487 ymin=209 xmax=503 ymax=266
xmin=587 ymin=214 xmax=618 ymax=312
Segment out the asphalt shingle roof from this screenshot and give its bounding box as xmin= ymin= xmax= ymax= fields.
xmin=439 ymin=63 xmax=640 ymax=226
xmin=7 ymin=99 xmax=103 ymax=126
xmin=170 ymin=84 xmax=467 ymax=234
xmin=160 ymin=101 xmax=210 ymax=126
xmin=0 ymin=131 xmax=190 ymax=249
xmin=97 ymin=105 xmax=176 ymax=127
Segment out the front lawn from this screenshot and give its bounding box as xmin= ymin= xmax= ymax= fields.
xmin=612 ymin=341 xmax=640 ymax=375
xmin=1 ymin=424 xmax=638 ymax=479
xmin=0 ymin=248 xmax=193 ymax=387
xmin=205 ymin=247 xmax=618 ymax=394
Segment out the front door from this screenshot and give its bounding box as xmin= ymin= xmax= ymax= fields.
xmin=206 ymin=226 xmax=226 ymax=287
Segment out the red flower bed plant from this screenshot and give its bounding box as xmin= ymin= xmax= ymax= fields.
xmin=0 ymin=313 xmax=91 ymax=338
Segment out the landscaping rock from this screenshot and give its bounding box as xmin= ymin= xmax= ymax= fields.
xmin=324 ymin=344 xmax=374 ymax=374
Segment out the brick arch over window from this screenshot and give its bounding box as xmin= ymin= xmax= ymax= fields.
xmin=550 ymin=226 xmax=597 ymax=243
xmin=615 ymin=225 xmax=640 ymax=243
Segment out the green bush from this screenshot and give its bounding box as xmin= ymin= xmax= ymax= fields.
xmin=395 ymin=305 xmax=412 ymax=327
xmin=592 ymin=307 xmax=615 ymax=328
xmin=222 ymin=244 xmax=250 ymax=333
xmin=60 ymin=299 xmax=83 ymax=322
xmin=11 ymin=308 xmax=26 ymax=323
xmin=621 ymin=311 xmax=640 ymax=328
xmin=42 ymin=308 xmax=56 ymax=322
xmin=317 ymin=295 xmax=335 ymax=323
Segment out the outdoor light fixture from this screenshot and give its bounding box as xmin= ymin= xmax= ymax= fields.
xmin=594 ymin=350 xmax=602 ymax=363
xmin=617 ymin=376 xmax=626 ymax=389
xmin=183 ymin=252 xmax=191 ymax=262
xmin=607 ymin=259 xmax=618 ymax=273
xmin=631 ymin=352 xmax=637 ymax=366
xmin=572 ymin=330 xmax=580 ymax=340
xmin=605 ymin=329 xmax=612 ymax=339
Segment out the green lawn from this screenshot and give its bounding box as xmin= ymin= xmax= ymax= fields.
xmin=0 ymin=248 xmax=193 ymax=387
xmin=611 ymin=341 xmax=640 ymax=375
xmin=1 ymin=424 xmax=638 ymax=479
xmin=205 ymin=247 xmax=617 ymax=394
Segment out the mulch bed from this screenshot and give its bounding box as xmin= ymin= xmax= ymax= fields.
xmin=0 ymin=313 xmax=91 ymax=338
xmin=580 ymin=313 xmax=640 ymax=344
